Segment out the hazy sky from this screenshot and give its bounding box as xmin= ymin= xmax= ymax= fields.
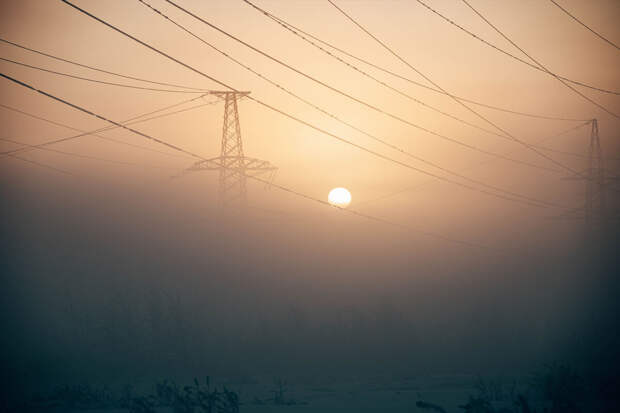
xmin=1 ymin=0 xmax=619 ymax=249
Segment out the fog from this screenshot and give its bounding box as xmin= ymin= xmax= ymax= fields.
xmin=2 ymin=169 xmax=618 ymax=399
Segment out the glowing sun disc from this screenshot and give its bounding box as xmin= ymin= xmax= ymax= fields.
xmin=328 ymin=187 xmax=352 ymax=207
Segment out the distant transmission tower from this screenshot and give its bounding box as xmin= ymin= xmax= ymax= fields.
xmin=179 ymin=91 xmax=276 ymax=208
xmin=585 ymin=119 xmax=605 ymax=230
xmin=560 ymin=119 xmax=609 ymax=234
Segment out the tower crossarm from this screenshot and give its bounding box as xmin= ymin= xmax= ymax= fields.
xmin=208 ymin=91 xmax=251 ymax=98
xmin=186 ymin=155 xmax=276 ymax=175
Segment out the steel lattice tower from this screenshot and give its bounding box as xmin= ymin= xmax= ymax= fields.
xmin=178 ymin=91 xmax=277 ymax=208
xmin=559 ymin=119 xmax=610 ymax=235
xmin=586 ymin=118 xmax=605 ymax=230
xmin=217 ymin=91 xmax=249 ymax=207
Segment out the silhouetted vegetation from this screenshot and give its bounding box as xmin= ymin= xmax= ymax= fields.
xmin=415 ymin=363 xmax=596 ymax=413
xmin=19 ymin=377 xmax=239 ymax=413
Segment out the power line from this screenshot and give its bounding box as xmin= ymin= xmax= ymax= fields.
xmin=0 ymin=100 xmax=221 ymax=158
xmin=246 ymin=0 xmax=618 ymax=162
xmin=549 ymin=0 xmax=620 ymax=51
xmin=243 ymin=3 xmax=588 ymax=122
xmin=6 ymin=152 xmax=75 ymax=176
xmin=530 ymin=143 xmax=620 ymax=162
xmin=414 ymin=0 xmax=620 ymax=96
xmin=170 ymin=0 xmax=590 ymax=179
xmin=136 ymin=0 xmax=566 ymax=209
xmin=357 ymin=120 xmax=593 ymax=207
xmin=327 ymin=0 xmax=588 ymax=179
xmin=0 ymin=69 xmax=504 ymax=254
xmin=161 ymin=0 xmax=567 ymax=175
xmin=239 ymin=0 xmax=583 ymax=130
xmin=1 ymin=102 xmax=191 ymax=158
xmin=260 ymin=92 xmax=571 ymax=209
xmin=0 ymin=56 xmax=205 ymax=94
xmin=1 ymin=71 xmax=205 ymax=158
xmin=459 ymin=0 xmax=619 ymax=119
xmin=0 ymin=37 xmax=209 ymax=92
xmin=1 ymin=93 xmax=221 ymax=157
xmin=1 ymin=102 xmax=93 ymax=134
xmin=173 ymin=7 xmax=615 ymax=177
xmin=0 ymin=136 xmax=177 ymax=169
xmin=240 ymin=0 xmax=509 ymax=141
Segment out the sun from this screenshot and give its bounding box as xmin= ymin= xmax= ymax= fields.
xmin=328 ymin=187 xmax=352 ymax=208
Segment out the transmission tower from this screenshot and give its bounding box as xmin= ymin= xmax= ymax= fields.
xmin=586 ymin=119 xmax=605 ymax=230
xmin=178 ymin=91 xmax=277 ymax=208
xmin=559 ymin=119 xmax=610 ymax=234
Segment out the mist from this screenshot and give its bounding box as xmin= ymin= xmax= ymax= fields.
xmin=2 ymin=166 xmax=618 ymax=407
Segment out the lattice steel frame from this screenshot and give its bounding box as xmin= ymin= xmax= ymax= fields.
xmin=178 ymin=91 xmax=277 ymax=208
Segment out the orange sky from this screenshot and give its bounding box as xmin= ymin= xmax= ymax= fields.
xmin=1 ymin=0 xmax=619 ymax=250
